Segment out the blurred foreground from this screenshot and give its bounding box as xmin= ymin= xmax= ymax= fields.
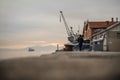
xmin=0 ymin=51 xmax=120 ymax=80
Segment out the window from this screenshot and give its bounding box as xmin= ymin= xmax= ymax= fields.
xmin=117 ymin=33 xmax=120 ymax=38
xmin=100 ymin=34 xmax=103 ymax=38
xmin=94 ymin=29 xmax=103 ymax=33
xmin=94 ymin=36 xmax=97 ymax=40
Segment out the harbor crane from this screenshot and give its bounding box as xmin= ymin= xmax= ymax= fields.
xmin=59 ymin=11 xmax=90 ymax=51
xmin=59 ymin=11 xmax=78 ymax=43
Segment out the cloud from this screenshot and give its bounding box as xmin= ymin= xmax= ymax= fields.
xmin=27 ymin=40 xmax=64 ymax=47
xmin=0 ymin=0 xmax=120 ymax=50
xmin=0 ymin=44 xmax=33 ymax=49
xmin=0 ymin=39 xmax=64 ymax=49
xmin=28 ymin=41 xmax=46 ymax=43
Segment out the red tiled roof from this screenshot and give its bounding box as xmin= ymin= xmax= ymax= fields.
xmin=88 ymin=21 xmax=117 ymax=28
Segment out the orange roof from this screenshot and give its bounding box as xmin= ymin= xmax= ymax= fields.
xmin=88 ymin=21 xmax=117 ymax=28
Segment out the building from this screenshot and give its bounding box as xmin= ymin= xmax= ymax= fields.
xmin=83 ymin=18 xmax=118 ymax=40
xmin=91 ymin=22 xmax=120 ymax=52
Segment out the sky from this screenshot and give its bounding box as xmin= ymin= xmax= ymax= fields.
xmin=0 ymin=0 xmax=120 ymax=49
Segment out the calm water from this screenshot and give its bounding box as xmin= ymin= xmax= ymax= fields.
xmin=0 ymin=50 xmax=54 ymax=61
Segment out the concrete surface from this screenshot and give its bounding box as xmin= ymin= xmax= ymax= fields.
xmin=0 ymin=51 xmax=120 ymax=80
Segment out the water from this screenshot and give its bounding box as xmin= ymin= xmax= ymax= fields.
xmin=0 ymin=49 xmax=54 ymax=61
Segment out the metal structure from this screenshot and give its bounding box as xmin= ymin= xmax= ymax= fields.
xmin=60 ymin=11 xmax=78 ymax=43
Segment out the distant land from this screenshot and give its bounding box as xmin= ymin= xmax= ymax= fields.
xmin=0 ymin=45 xmax=64 ymax=54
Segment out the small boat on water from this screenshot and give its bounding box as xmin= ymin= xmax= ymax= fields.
xmin=28 ymin=48 xmax=35 ymax=52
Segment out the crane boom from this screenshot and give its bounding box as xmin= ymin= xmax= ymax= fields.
xmin=60 ymin=11 xmax=71 ymax=36
xmin=60 ymin=11 xmax=79 ymax=43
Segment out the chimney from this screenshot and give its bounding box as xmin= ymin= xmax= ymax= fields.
xmin=116 ymin=17 xmax=118 ymax=22
xmin=106 ymin=21 xmax=109 ymax=25
xmin=111 ymin=18 xmax=114 ymax=22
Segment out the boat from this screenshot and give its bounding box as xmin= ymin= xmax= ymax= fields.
xmin=28 ymin=48 xmax=35 ymax=52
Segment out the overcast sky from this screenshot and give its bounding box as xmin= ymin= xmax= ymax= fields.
xmin=0 ymin=0 xmax=120 ymax=49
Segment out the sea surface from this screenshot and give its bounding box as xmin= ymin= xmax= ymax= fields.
xmin=0 ymin=49 xmax=54 ymax=61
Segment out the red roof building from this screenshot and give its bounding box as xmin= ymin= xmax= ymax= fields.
xmin=83 ymin=18 xmax=118 ymax=39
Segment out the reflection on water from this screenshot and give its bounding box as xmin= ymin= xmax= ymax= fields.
xmin=0 ymin=50 xmax=53 ymax=60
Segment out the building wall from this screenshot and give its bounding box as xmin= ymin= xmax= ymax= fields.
xmin=87 ymin=26 xmax=92 ymax=38
xmin=84 ymin=27 xmax=106 ymax=39
xmin=83 ymin=30 xmax=87 ymax=39
xmin=89 ymin=22 xmax=120 ymax=51
xmin=91 ymin=27 xmax=120 ymax=52
xmin=83 ymin=26 xmax=92 ymax=39
xmin=108 ymin=31 xmax=120 ymax=52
